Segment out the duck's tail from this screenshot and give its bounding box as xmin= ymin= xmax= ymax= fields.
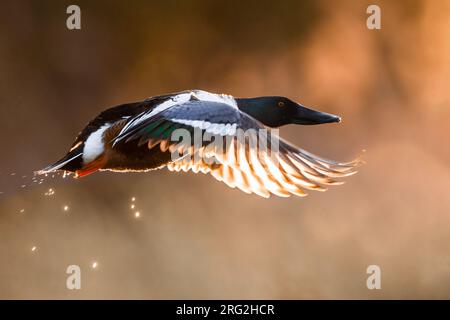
xmin=35 ymin=149 xmax=83 ymax=176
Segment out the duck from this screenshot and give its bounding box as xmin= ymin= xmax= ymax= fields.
xmin=37 ymin=89 xmax=361 ymax=198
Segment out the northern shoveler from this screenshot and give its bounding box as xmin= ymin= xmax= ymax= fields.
xmin=38 ymin=90 xmax=361 ymax=198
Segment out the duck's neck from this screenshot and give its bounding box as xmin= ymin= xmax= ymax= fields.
xmin=235 ymin=97 xmax=281 ymax=127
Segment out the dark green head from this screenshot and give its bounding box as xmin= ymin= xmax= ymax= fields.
xmin=236 ymin=96 xmax=341 ymax=127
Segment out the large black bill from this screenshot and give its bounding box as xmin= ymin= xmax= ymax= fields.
xmin=294 ymin=105 xmax=341 ymax=125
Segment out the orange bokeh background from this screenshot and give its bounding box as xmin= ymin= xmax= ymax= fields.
xmin=0 ymin=0 xmax=449 ymax=298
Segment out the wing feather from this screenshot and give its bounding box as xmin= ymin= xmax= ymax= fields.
xmin=115 ymin=98 xmax=360 ymax=198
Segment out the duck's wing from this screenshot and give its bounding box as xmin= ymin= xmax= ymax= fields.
xmin=112 ymin=90 xmax=238 ymax=146
xmin=113 ymin=100 xmax=361 ymax=198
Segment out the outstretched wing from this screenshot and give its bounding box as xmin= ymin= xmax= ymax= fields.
xmin=113 ymin=99 xmax=361 ymax=198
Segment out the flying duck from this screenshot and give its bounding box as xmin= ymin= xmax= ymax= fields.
xmin=38 ymin=90 xmax=361 ymax=198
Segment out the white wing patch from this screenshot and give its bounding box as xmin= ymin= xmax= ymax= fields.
xmin=169 ymin=118 xmax=237 ymax=136
xmin=114 ymin=90 xmax=237 ymax=145
xmin=191 ymin=90 xmax=238 ymax=109
xmin=83 ymin=123 xmax=111 ymax=164
xmin=116 ymin=92 xmax=192 ymax=143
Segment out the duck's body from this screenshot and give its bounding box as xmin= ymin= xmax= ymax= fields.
xmin=39 ymin=90 xmax=360 ymax=198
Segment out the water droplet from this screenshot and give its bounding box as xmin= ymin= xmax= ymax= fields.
xmin=44 ymin=188 xmax=55 ymax=196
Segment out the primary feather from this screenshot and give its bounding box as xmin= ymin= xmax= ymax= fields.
xmin=112 ymin=96 xmax=360 ymax=198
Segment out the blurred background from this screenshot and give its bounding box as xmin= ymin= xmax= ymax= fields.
xmin=0 ymin=0 xmax=449 ymax=299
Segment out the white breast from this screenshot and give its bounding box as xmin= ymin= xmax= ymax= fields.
xmin=82 ymin=123 xmax=111 ymax=164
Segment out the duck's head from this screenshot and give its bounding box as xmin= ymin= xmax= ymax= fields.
xmin=236 ymin=96 xmax=341 ymax=127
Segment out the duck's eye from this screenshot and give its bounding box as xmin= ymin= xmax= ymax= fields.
xmin=277 ymin=101 xmax=285 ymax=107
